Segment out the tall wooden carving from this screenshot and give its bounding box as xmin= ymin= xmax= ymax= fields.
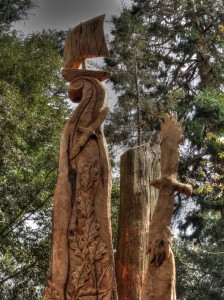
xmin=142 ymin=113 xmax=192 ymax=300
xmin=116 ymin=142 xmax=160 ymax=300
xmin=43 ymin=15 xmax=117 ymax=300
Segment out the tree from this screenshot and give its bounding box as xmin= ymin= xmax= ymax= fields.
xmin=106 ymin=0 xmax=224 ymax=146
xmin=105 ymin=0 xmax=224 ymax=297
xmin=0 ymin=30 xmax=70 ymax=299
xmin=105 ymin=8 xmax=177 ymax=148
xmin=0 ymin=0 xmax=36 ymax=30
xmin=174 ymin=238 xmax=224 ymax=299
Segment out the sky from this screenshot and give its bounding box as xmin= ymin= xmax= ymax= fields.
xmin=15 ymin=0 xmax=131 ymax=35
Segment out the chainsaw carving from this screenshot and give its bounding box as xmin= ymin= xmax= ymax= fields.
xmin=141 ymin=113 xmax=192 ymax=300
xmin=43 ymin=15 xmax=117 ymax=300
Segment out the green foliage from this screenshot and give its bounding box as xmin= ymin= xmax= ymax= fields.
xmin=0 ymin=0 xmax=223 ymax=297
xmin=111 ymin=179 xmax=120 ymax=249
xmin=174 ymin=239 xmax=224 ymax=299
xmin=105 ymin=8 xmax=177 ymax=147
xmin=105 ymin=0 xmax=224 ymax=297
xmin=0 ymin=0 xmax=36 ymax=31
xmin=106 ymin=0 xmax=224 ymax=148
xmin=181 ymin=89 xmax=224 ymax=242
xmin=0 ymin=30 xmax=70 ymax=299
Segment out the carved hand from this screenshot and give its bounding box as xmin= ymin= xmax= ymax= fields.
xmin=161 ymin=112 xmax=184 ymax=145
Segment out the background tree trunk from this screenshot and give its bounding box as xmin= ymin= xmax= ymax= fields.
xmin=115 ymin=140 xmax=160 ymax=300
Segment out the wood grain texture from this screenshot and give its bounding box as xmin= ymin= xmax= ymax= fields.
xmin=142 ymin=113 xmax=192 ymax=300
xmin=43 ymin=77 xmax=117 ymax=300
xmin=43 ymin=14 xmax=117 ymax=300
xmin=64 ymin=14 xmax=109 ymax=69
xmin=116 ymin=142 xmax=160 ymax=300
xmin=61 ymin=68 xmax=111 ymax=86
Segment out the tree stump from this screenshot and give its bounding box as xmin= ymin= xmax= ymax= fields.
xmin=116 ymin=141 xmax=160 ymax=300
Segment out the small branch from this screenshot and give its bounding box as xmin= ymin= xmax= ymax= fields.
xmin=1 ymin=193 xmax=53 ymax=238
xmin=0 ymin=259 xmax=38 ymax=285
xmin=0 ymin=168 xmax=55 ymax=237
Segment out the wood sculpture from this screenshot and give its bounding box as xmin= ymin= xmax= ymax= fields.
xmin=141 ymin=113 xmax=193 ymax=300
xmin=43 ymin=15 xmax=117 ymax=300
xmin=116 ymin=141 xmax=160 ymax=300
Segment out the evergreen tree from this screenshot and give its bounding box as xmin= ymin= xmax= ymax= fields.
xmin=0 ymin=0 xmax=36 ymax=30
xmin=106 ymin=0 xmax=224 ymax=147
xmin=105 ymin=0 xmax=224 ymax=298
xmin=174 ymin=237 xmax=224 ymax=299
xmin=0 ymin=30 xmax=70 ymax=300
xmin=105 ymin=8 xmax=177 ymax=148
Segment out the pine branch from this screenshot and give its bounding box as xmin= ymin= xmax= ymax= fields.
xmin=1 ymin=193 xmax=53 ymax=238
xmin=0 ymin=259 xmax=38 ymax=285
xmin=0 ymin=169 xmax=55 ymax=237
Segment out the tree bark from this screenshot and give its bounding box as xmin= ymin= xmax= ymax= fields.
xmin=116 ymin=141 xmax=160 ymax=300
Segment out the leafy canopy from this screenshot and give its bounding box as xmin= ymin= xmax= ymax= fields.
xmin=105 ymin=0 xmax=224 ymax=298
xmin=0 ymin=30 xmax=70 ymax=300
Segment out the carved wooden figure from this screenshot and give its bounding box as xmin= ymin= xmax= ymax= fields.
xmin=43 ymin=15 xmax=117 ymax=300
xmin=141 ymin=113 xmax=193 ymax=300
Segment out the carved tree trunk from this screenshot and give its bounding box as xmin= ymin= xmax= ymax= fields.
xmin=43 ymin=77 xmax=117 ymax=300
xmin=141 ymin=113 xmax=192 ymax=300
xmin=43 ymin=15 xmax=117 ymax=300
xmin=116 ymin=142 xmax=160 ymax=300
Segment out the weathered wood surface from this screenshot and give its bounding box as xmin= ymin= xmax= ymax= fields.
xmin=141 ymin=113 xmax=192 ymax=300
xmin=64 ymin=14 xmax=109 ymax=69
xmin=116 ymin=142 xmax=160 ymax=300
xmin=43 ymin=76 xmax=117 ymax=300
xmin=62 ymin=68 xmax=111 ymax=85
xmin=43 ymin=14 xmax=117 ymax=300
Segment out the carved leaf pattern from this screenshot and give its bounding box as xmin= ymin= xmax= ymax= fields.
xmin=98 ymin=260 xmax=110 ymax=287
xmin=77 ymin=297 xmax=96 ymax=300
xmin=80 ymin=159 xmax=99 ymax=192
xmin=76 ymin=288 xmax=107 ymax=299
xmin=89 ymin=239 xmax=107 ymax=262
xmin=77 ymin=288 xmax=97 ymax=298
xmin=72 ymin=263 xmax=90 ymax=291
xmin=95 ymin=240 xmax=107 ymax=261
xmin=69 ymin=159 xmax=110 ymax=299
xmin=83 ymin=218 xmax=100 ymax=244
xmin=77 ymin=191 xmax=94 ymax=218
xmin=44 ymin=282 xmax=61 ymax=300
xmin=69 ymin=233 xmax=84 ymax=258
xmin=98 ymin=289 xmax=108 ymax=300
